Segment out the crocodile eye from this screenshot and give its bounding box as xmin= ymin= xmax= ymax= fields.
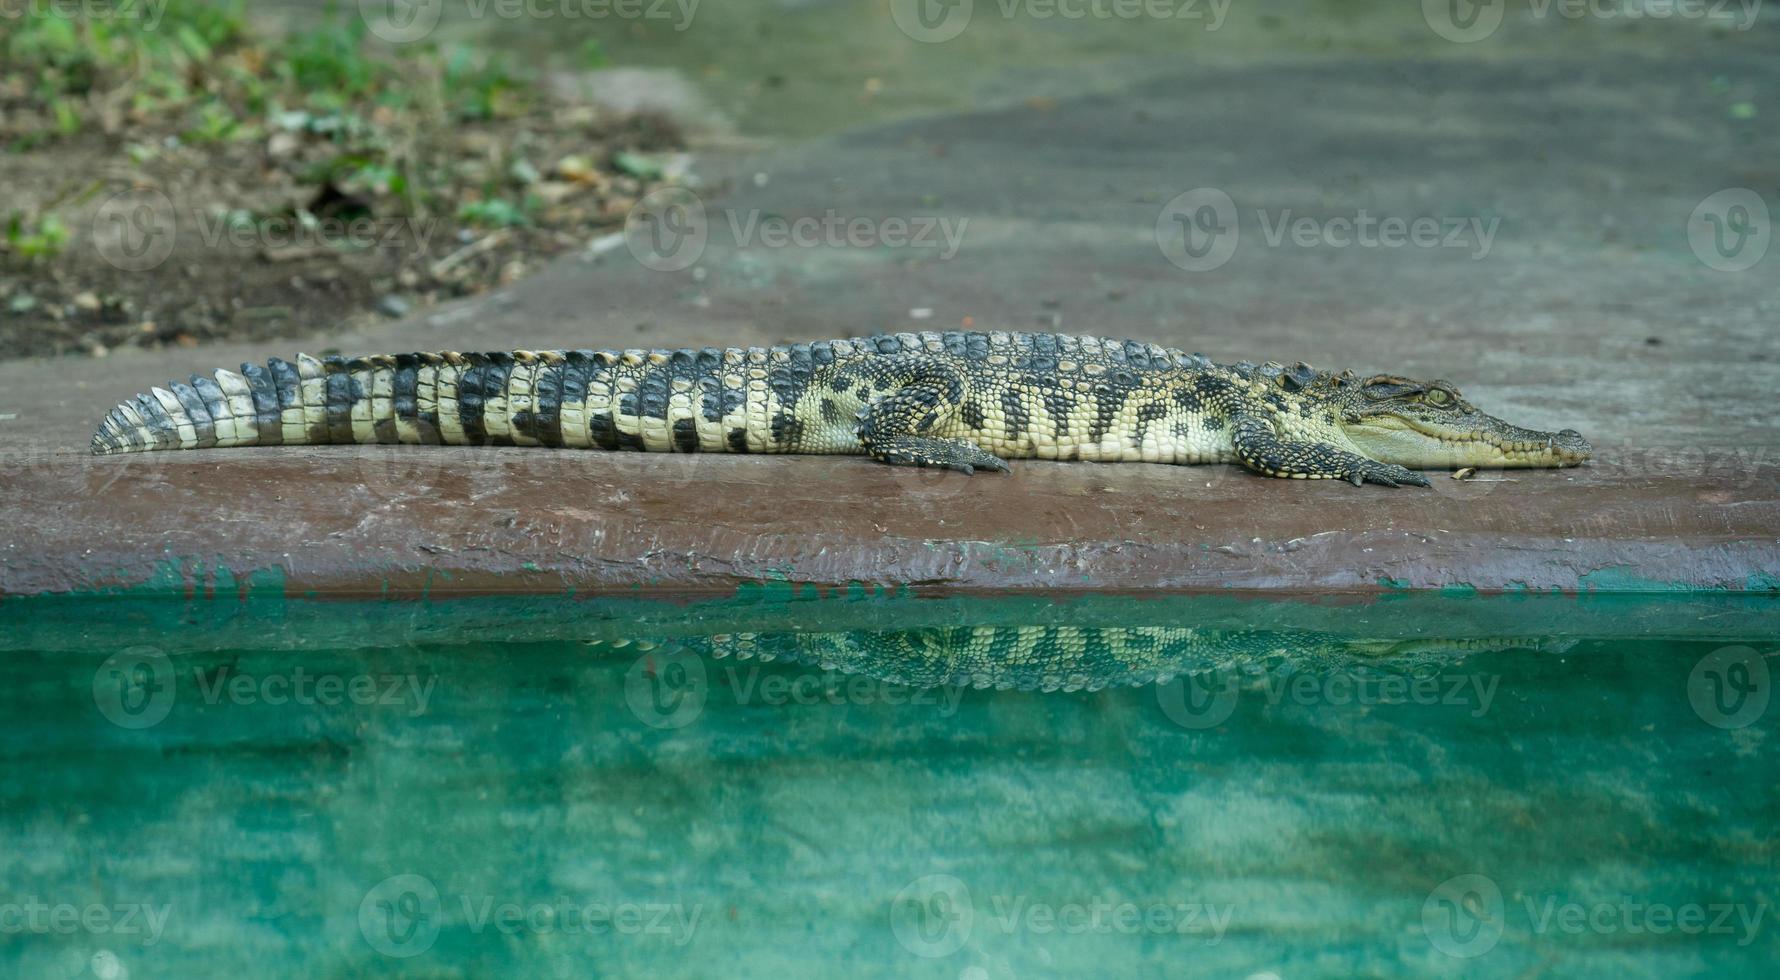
xmin=1425 ymin=389 xmax=1452 ymax=406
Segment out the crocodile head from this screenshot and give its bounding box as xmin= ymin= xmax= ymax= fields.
xmin=1330 ymin=373 xmax=1591 ymax=469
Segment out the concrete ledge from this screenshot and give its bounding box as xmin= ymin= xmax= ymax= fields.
xmin=4 ymin=54 xmax=1777 ymax=601
xmin=2 ymin=447 xmax=1774 ymax=597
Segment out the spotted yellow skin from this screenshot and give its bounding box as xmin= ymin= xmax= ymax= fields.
xmin=89 ymin=330 xmax=1587 ymax=487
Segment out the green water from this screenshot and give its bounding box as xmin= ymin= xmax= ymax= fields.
xmin=2 ymin=592 xmax=1776 ymax=977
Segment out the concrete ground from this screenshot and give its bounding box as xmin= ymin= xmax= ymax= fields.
xmin=3 ymin=51 xmax=1776 ymax=597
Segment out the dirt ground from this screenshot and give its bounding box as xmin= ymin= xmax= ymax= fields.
xmin=0 ymin=37 xmax=683 ymax=361
xmin=0 ymin=101 xmax=683 ymax=359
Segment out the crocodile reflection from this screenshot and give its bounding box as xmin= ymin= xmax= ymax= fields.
xmin=592 ymin=626 xmax=1566 ymax=691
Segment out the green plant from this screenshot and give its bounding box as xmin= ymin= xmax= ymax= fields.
xmin=3 ymin=0 xmax=252 ymax=142
xmin=4 ymin=212 xmax=70 ymax=260
xmin=441 ymin=46 xmax=521 ymax=122
xmin=457 ymin=198 xmax=532 ymax=229
xmin=285 ymin=16 xmax=381 ymax=99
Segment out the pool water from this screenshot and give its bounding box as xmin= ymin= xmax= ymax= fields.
xmin=2 ymin=593 xmax=1775 ymax=978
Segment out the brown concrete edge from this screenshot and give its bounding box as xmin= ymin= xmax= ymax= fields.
xmin=3 ymin=448 xmax=1777 ymax=599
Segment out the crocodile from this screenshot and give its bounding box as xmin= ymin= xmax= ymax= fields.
xmin=636 ymin=625 xmax=1570 ymax=692
xmin=88 ymin=331 xmax=1591 ymax=486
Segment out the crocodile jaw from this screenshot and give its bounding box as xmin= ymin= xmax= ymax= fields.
xmin=1343 ymin=416 xmax=1593 ymax=469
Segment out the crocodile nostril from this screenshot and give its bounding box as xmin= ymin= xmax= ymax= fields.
xmin=1553 ymin=429 xmax=1592 ymax=456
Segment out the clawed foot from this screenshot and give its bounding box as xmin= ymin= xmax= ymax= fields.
xmin=870 ymin=437 xmax=1011 ymax=475
xmin=1347 ymin=461 xmax=1432 ymax=488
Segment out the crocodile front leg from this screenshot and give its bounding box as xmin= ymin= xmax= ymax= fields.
xmin=1231 ymin=414 xmax=1429 ymax=487
xmin=853 ymin=359 xmax=1011 ymax=475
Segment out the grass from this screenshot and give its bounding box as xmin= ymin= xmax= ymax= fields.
xmin=3 ymin=212 xmax=68 ymax=261
xmin=0 ymin=0 xmax=564 ymax=256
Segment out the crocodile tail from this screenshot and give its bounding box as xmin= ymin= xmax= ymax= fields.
xmin=87 ymin=345 xmax=821 ymax=456
xmin=89 ymin=350 xmax=602 ymax=455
